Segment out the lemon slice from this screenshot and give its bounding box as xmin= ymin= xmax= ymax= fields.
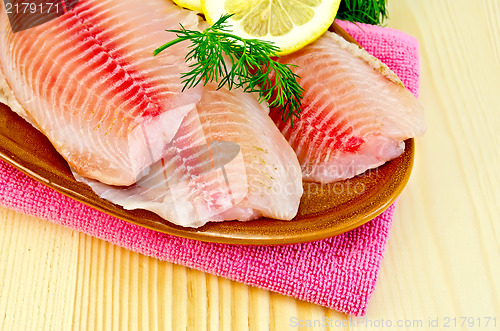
xmin=202 ymin=0 xmax=341 ymax=55
xmin=173 ymin=0 xmax=203 ymax=12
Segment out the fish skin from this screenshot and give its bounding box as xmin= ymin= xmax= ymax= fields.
xmin=76 ymin=83 xmax=303 ymax=227
xmin=270 ymin=31 xmax=426 ymax=183
xmin=0 ymin=0 xmax=202 ymax=186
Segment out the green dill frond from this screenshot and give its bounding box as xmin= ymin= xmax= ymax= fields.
xmin=336 ymin=0 xmax=388 ymax=25
xmin=154 ymin=14 xmax=304 ymax=123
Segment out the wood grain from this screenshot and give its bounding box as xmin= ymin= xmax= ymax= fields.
xmin=1 ymin=0 xmax=499 ymax=330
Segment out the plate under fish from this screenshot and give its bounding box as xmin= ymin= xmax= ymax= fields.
xmin=0 ymin=23 xmax=414 ymax=245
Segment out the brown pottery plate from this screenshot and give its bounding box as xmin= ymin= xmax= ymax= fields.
xmin=0 ymin=22 xmax=414 ymax=245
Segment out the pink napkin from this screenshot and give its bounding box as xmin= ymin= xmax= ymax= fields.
xmin=0 ymin=21 xmax=420 ymax=316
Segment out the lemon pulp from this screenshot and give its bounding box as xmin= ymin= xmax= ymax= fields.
xmin=202 ymin=0 xmax=341 ymax=55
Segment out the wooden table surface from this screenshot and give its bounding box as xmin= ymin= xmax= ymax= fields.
xmin=1 ymin=0 xmax=499 ymax=330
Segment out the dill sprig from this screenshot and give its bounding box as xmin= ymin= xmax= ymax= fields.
xmin=336 ymin=0 xmax=388 ymax=25
xmin=153 ymin=14 xmax=304 ymax=123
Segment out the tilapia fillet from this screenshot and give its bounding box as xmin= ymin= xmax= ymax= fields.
xmin=271 ymin=31 xmax=426 ymax=183
xmin=0 ymin=0 xmax=202 ymax=186
xmin=0 ymin=0 xmax=303 ymax=227
xmin=76 ymin=84 xmax=303 ymax=227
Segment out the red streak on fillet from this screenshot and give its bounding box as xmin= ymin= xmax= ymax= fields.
xmin=61 ymin=1 xmax=162 ymax=118
xmin=342 ymin=136 xmax=364 ymax=152
xmin=61 ymin=0 xmax=68 ymax=13
xmin=272 ymin=104 xmax=365 ymax=154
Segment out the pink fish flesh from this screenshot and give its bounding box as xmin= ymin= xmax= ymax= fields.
xmin=270 ymin=31 xmax=426 ymax=183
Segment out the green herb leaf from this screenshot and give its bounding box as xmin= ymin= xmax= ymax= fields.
xmin=154 ymin=14 xmax=304 ymax=124
xmin=336 ymin=0 xmax=388 ymax=25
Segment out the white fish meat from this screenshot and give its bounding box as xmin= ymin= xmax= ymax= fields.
xmin=0 ymin=1 xmax=303 ymax=227
xmin=77 ymin=84 xmax=303 ymax=227
xmin=270 ymin=31 xmax=426 ymax=183
xmin=0 ymin=0 xmax=202 ymax=185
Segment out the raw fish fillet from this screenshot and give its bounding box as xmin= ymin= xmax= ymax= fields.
xmin=76 ymin=83 xmax=303 ymax=227
xmin=0 ymin=0 xmax=303 ymax=227
xmin=0 ymin=0 xmax=202 ymax=185
xmin=270 ymin=31 xmax=426 ymax=183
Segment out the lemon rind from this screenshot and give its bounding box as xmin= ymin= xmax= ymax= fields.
xmin=173 ymin=0 xmax=203 ymax=13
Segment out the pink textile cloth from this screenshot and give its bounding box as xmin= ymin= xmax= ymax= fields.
xmin=0 ymin=21 xmax=420 ymax=316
